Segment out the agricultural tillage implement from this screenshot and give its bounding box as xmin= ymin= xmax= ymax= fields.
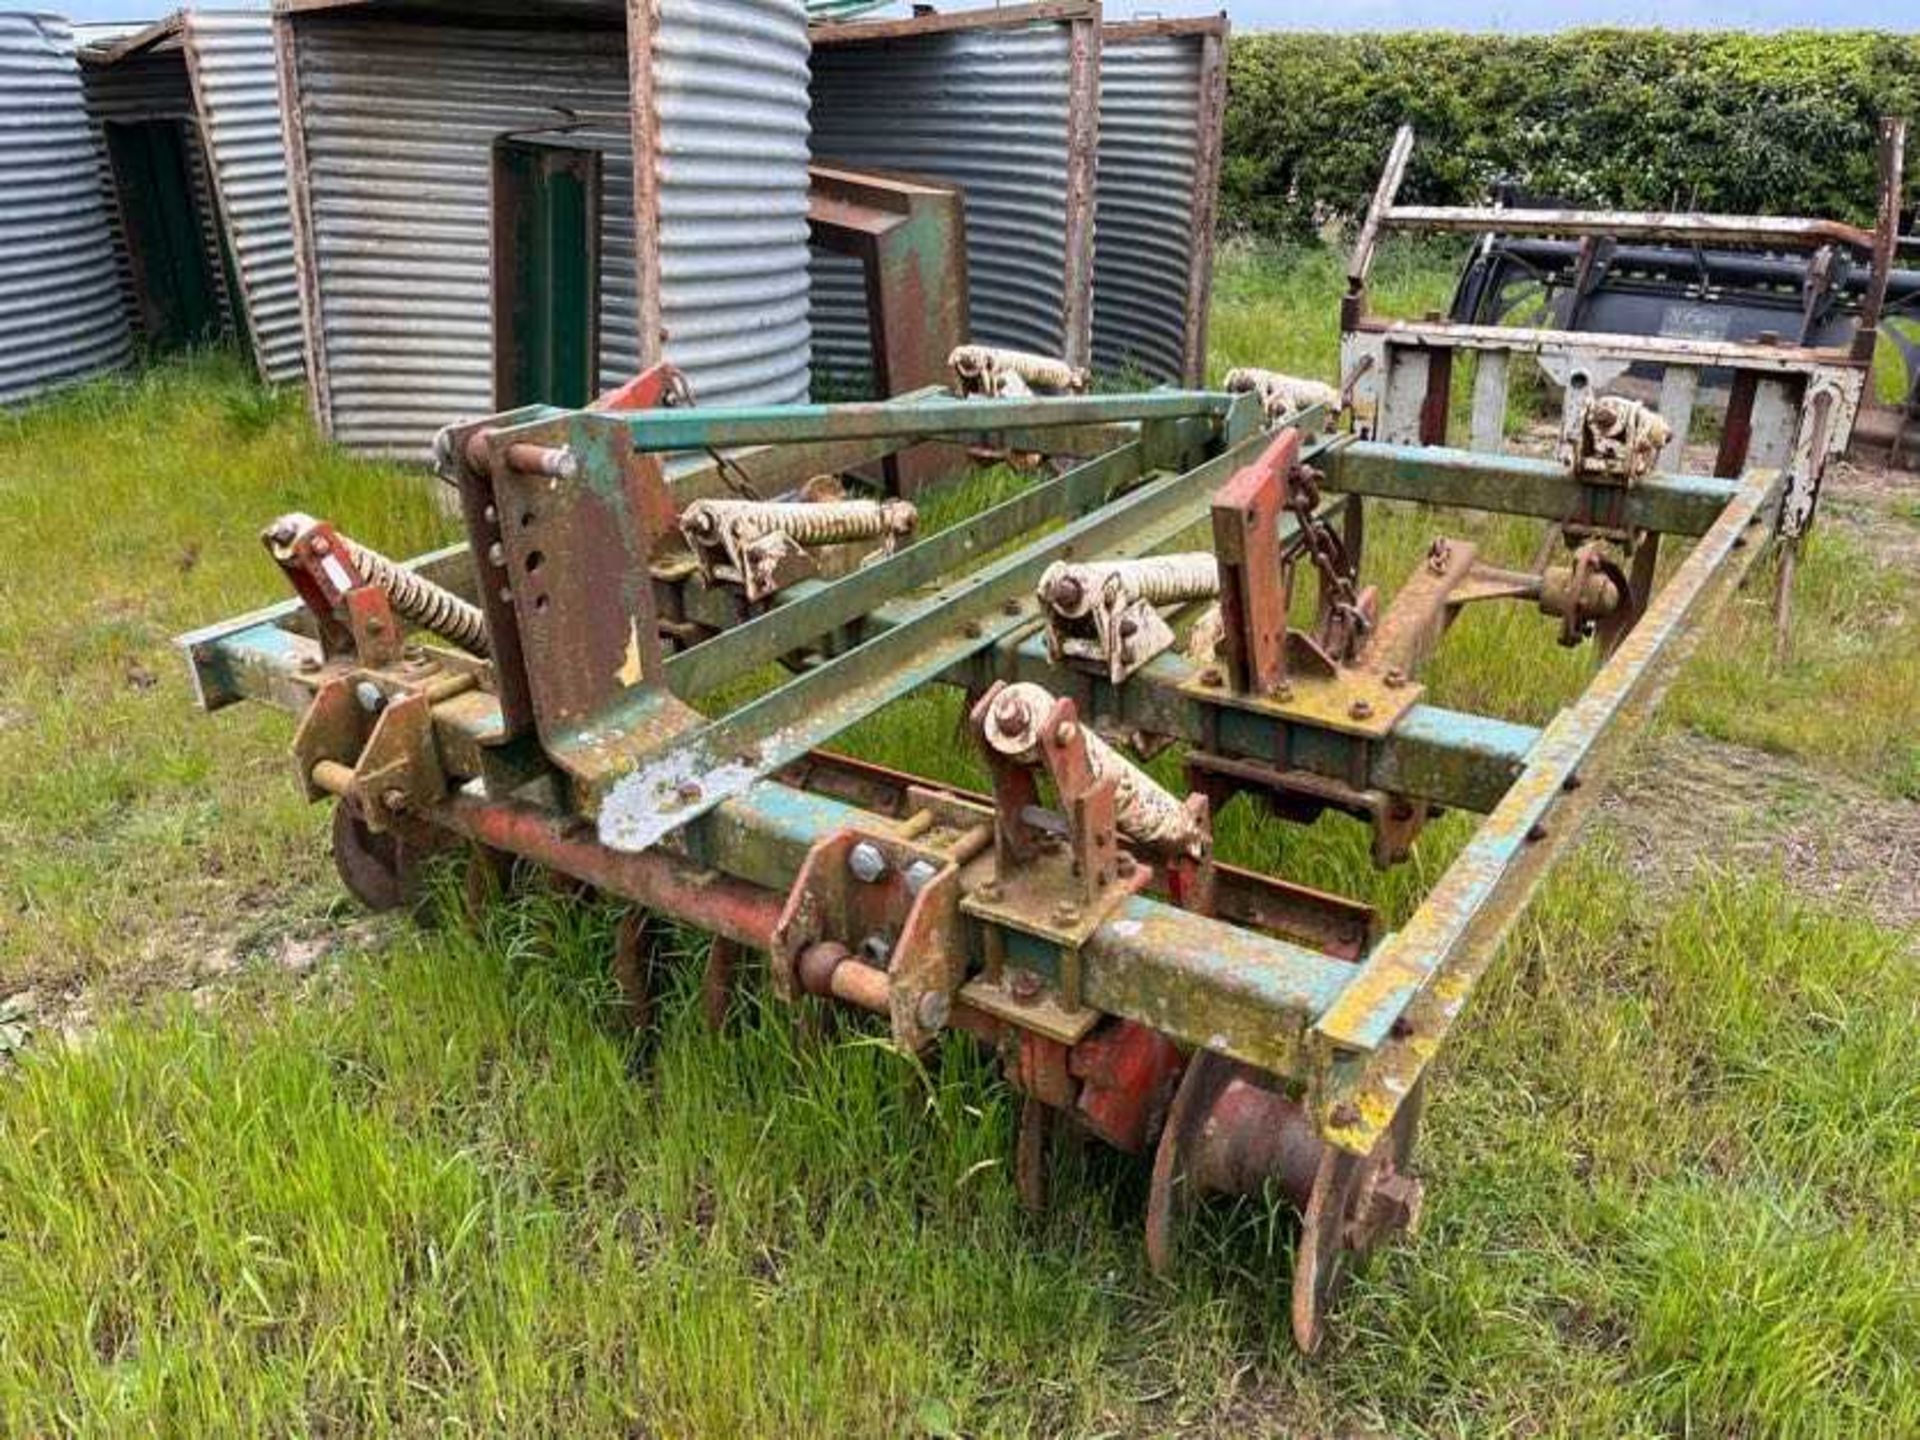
xmin=183 ymin=336 xmax=1803 ymax=1348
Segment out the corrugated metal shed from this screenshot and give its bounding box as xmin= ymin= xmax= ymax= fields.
xmin=77 ymin=24 xmax=236 ymax=345
xmin=808 ymin=0 xmax=1099 ymax=384
xmin=1092 ymin=17 xmax=1226 ymax=386
xmin=278 ymin=0 xmax=812 ymax=460
xmin=0 ymin=12 xmax=132 ymax=407
xmin=182 ymin=10 xmax=306 ymax=384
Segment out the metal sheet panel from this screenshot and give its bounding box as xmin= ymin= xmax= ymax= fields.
xmin=287 ymin=15 xmax=632 ymax=457
xmin=1093 ymin=26 xmax=1220 ymax=385
xmin=183 ymin=9 xmax=306 ymax=384
xmin=809 ymin=14 xmax=1092 ymax=379
xmin=287 ymin=2 xmax=810 ymax=458
xmin=77 ymin=43 xmax=235 ymax=342
xmin=0 ymin=13 xmax=131 ymax=406
xmin=651 ymin=0 xmax=813 ymax=408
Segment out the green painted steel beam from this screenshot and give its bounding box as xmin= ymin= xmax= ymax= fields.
xmin=1329 ymin=441 xmax=1740 ymax=536
xmin=532 ymin=391 xmax=1237 ymax=456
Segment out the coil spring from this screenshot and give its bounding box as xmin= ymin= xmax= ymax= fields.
xmin=949 ymin=345 xmax=1088 ymax=396
xmin=982 ymin=682 xmax=1204 ymax=859
xmin=682 ymin=498 xmax=916 ymax=548
xmin=1224 ymin=366 xmax=1342 ymax=422
xmin=1040 ymin=555 xmax=1219 ymax=617
xmin=342 ymin=537 xmax=492 ymax=658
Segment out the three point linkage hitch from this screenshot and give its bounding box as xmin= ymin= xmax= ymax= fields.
xmin=182 ymin=345 xmax=1793 ymax=1349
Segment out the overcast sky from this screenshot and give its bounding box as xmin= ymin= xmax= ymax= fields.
xmin=56 ymin=0 xmax=1919 ymax=27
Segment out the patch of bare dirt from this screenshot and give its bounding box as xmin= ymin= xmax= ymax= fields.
xmin=1601 ymin=730 xmax=1920 ymax=935
xmin=0 ymin=914 xmax=392 ymax=1070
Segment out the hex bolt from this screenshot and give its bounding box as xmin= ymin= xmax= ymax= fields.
xmin=1001 ymin=598 xmax=1023 ymax=617
xmin=1274 ymin=681 xmax=1294 ymax=702
xmin=1349 ymin=699 xmax=1374 ymax=721
xmin=976 ymin=880 xmax=1002 ymax=904
xmin=1009 ymin=968 xmax=1043 ymax=1002
xmin=903 ymin=859 xmax=940 ymax=895
xmin=297 ymin=655 xmax=322 ymax=674
xmin=1052 ymin=901 xmax=1081 ymax=926
xmin=848 ymin=841 xmax=889 ymax=884
xmin=861 ymin=933 xmax=892 ymax=965
xmin=1053 ymin=720 xmax=1077 ymax=746
xmin=1200 ymin=666 xmax=1224 ymax=687
xmin=677 ymin=780 xmax=703 ymax=804
xmin=310 ymin=536 xmax=331 ymax=557
xmin=1329 ymin=1101 xmax=1361 ymax=1128
xmin=487 ymin=541 xmax=506 ymax=568
xmin=915 ymin=990 xmax=951 ymax=1032
xmin=1382 ymin=666 xmax=1407 ymax=689
xmin=354 ymin=681 xmax=385 ymax=713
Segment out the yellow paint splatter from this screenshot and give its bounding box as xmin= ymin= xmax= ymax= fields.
xmin=617 ymin=618 xmax=644 ymax=687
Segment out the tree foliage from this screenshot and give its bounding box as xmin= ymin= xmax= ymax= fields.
xmin=1222 ymin=30 xmax=1920 ymax=239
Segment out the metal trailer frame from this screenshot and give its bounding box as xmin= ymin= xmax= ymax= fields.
xmin=1341 ymin=120 xmax=1908 ymax=563
xmin=181 ymin=361 xmax=1789 ymax=1348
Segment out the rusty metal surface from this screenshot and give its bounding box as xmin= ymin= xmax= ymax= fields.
xmin=1312 ymin=465 xmax=1783 ymax=1157
xmin=182 ymin=376 xmax=1795 ymax=1348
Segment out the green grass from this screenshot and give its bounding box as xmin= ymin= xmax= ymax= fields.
xmin=1 ymin=255 xmax=1917 ymax=1437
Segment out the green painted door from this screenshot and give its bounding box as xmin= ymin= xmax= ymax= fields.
xmin=491 ymin=136 xmax=603 ymax=409
xmin=104 ymin=119 xmax=220 ymax=353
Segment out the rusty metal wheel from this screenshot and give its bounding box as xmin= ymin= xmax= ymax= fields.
xmin=1289 ymin=1083 xmax=1425 ymax=1353
xmin=331 ymin=800 xmax=410 ymax=912
xmin=1144 ymin=1049 xmax=1234 ymax=1275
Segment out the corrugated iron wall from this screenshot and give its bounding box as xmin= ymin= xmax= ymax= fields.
xmin=1092 ymin=24 xmax=1223 ymax=386
xmin=283 ymin=1 xmax=811 ymax=460
xmin=650 ymin=0 xmax=812 ymax=407
xmin=284 ymin=15 xmax=632 ymax=456
xmin=808 ymin=12 xmax=1096 ymax=389
xmin=183 ymin=10 xmax=305 ymax=385
xmin=77 ymin=43 xmax=235 ymax=343
xmin=0 ymin=13 xmax=131 ymax=406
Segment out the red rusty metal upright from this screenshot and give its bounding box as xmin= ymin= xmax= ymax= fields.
xmin=1210 ymin=427 xmax=1301 ymax=696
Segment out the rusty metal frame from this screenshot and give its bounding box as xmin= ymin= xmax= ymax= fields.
xmin=1343 ymin=121 xmax=1906 ymax=546
xmin=181 ymin=374 xmax=1786 ymax=1346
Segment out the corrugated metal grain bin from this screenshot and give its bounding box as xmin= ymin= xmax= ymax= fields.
xmin=808 ymin=0 xmax=1100 ymax=386
xmin=77 ymin=10 xmax=304 ymax=384
xmin=0 ymin=12 xmax=133 ymax=407
xmin=277 ymin=0 xmax=812 ymax=460
xmin=1092 ymin=16 xmax=1225 ymax=387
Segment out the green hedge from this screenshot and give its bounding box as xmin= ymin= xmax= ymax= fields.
xmin=1222 ymin=31 xmax=1920 ymax=240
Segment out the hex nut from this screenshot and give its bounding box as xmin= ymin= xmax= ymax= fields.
xmin=903 ymin=859 xmax=940 ymax=895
